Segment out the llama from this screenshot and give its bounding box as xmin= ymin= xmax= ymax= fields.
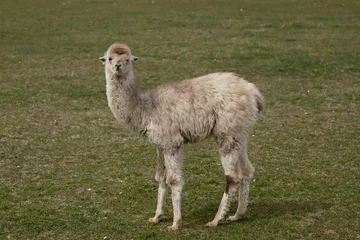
xmin=99 ymin=43 xmax=264 ymax=230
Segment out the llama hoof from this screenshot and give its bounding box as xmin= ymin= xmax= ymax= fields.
xmin=148 ymin=217 xmax=160 ymax=223
xmin=205 ymin=221 xmax=218 ymax=227
xmin=167 ymin=224 xmax=179 ymax=231
xmin=227 ymin=215 xmax=239 ymax=221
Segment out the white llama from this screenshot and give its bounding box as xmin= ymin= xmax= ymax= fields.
xmin=99 ymin=43 xmax=264 ymax=230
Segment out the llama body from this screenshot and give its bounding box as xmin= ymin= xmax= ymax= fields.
xmin=100 ymin=43 xmax=264 ymax=230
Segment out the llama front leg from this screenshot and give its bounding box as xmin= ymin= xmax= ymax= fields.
xmin=168 ymin=181 xmax=182 ymax=230
xmin=164 ymin=147 xmax=184 ymax=230
xmin=149 ymin=147 xmax=168 ymax=223
xmin=149 ymin=182 xmax=167 ymax=223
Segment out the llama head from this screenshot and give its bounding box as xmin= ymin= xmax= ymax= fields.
xmin=99 ymin=43 xmax=138 ymax=76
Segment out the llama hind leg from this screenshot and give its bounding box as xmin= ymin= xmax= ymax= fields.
xmin=149 ymin=147 xmax=168 ymax=223
xmin=206 ymin=151 xmax=240 ymax=227
xmin=228 ymin=150 xmax=254 ymax=221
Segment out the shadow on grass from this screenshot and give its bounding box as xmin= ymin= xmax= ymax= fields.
xmin=184 ymin=199 xmax=332 ymax=227
xmin=245 ymin=199 xmax=332 ymax=220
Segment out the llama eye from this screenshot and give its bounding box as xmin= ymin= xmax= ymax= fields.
xmin=108 ymin=57 xmax=112 ymax=61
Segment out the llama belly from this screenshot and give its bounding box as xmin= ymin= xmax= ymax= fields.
xmin=145 ymin=116 xmax=216 ymax=147
xmin=179 ymin=117 xmax=216 ymax=143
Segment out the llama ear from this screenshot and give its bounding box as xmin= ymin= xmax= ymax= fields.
xmin=131 ymin=56 xmax=138 ymax=63
xmin=99 ymin=56 xmax=107 ymax=65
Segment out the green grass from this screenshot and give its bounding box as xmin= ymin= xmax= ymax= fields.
xmin=1 ymin=0 xmax=359 ymax=239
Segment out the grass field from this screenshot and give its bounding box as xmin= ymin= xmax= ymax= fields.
xmin=1 ymin=0 xmax=359 ymax=239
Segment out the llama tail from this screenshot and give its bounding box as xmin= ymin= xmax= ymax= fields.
xmin=254 ymin=88 xmax=265 ymax=114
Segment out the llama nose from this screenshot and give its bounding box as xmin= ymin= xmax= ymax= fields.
xmin=115 ymin=62 xmax=122 ymax=69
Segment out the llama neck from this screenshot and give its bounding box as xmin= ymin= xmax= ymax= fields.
xmin=106 ymin=70 xmax=147 ymax=133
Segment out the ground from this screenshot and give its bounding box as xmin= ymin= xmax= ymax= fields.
xmin=0 ymin=0 xmax=359 ymax=239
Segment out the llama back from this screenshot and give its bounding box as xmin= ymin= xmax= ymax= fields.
xmin=187 ymin=72 xmax=263 ymax=118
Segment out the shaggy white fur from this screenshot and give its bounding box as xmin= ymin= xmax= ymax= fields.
xmin=100 ymin=43 xmax=264 ymax=230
